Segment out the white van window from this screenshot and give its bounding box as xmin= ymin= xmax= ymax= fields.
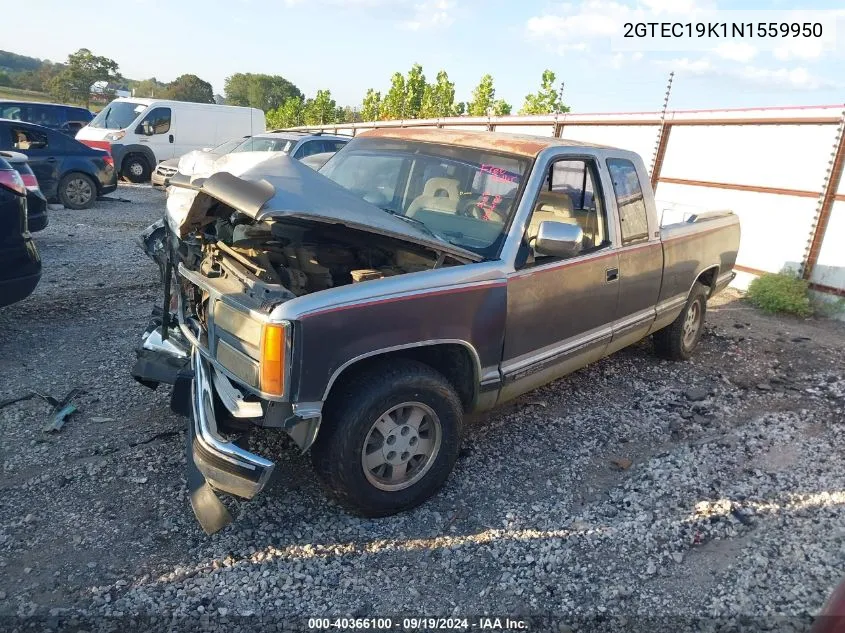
xmin=136 ymin=107 xmax=171 ymax=135
xmin=89 ymin=101 xmax=147 ymax=130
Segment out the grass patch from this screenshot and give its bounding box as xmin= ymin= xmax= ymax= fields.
xmin=0 ymin=86 xmax=53 ymax=102
xmin=747 ymin=272 xmax=813 ymax=317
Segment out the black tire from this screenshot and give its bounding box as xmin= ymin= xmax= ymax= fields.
xmin=122 ymin=154 xmax=150 ymax=183
xmin=311 ymin=359 xmax=463 ymax=517
xmin=58 ymin=172 xmax=97 ymax=210
xmin=653 ymin=281 xmax=709 ymax=361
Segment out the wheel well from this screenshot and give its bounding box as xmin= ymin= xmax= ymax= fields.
xmin=61 ymin=171 xmax=96 ymax=189
xmin=696 ymin=266 xmax=719 ymax=294
xmin=326 ymin=344 xmax=478 ymax=412
xmin=122 ymin=153 xmax=149 ymax=171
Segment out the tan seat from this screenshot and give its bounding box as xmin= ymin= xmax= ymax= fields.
xmin=527 ymin=191 xmax=604 ymax=249
xmin=406 ymin=177 xmax=461 ymax=217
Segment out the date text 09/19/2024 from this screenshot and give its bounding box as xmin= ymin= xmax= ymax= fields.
xmin=307 ymin=617 xmax=529 ymax=630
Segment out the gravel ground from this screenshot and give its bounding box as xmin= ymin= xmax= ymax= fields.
xmin=0 ymin=185 xmax=843 ymax=632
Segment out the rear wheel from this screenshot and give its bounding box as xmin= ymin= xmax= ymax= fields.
xmin=58 ymin=172 xmax=97 ymax=210
xmin=122 ymin=154 xmax=150 ymax=183
xmin=653 ymin=282 xmax=709 ymax=360
xmin=311 ymin=359 xmax=463 ymax=517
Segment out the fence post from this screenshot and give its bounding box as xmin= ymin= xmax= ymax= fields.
xmin=802 ymin=105 xmax=845 ymax=281
xmin=650 ymin=71 xmax=674 ymax=191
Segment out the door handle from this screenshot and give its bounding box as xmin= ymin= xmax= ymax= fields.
xmin=606 ymin=267 xmax=619 ymax=282
xmin=46 ymin=157 xmax=57 ymax=162
xmin=168 ymin=134 xmax=174 ymax=143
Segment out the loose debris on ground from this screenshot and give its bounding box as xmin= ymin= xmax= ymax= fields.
xmin=0 ymin=185 xmax=843 ymax=632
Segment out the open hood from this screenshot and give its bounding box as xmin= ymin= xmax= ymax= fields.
xmin=166 ymin=154 xmax=482 ymax=263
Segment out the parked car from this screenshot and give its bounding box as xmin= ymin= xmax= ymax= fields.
xmin=0 ymin=151 xmax=47 ymax=232
xmin=232 ymin=131 xmax=350 ymax=161
xmin=172 ymin=131 xmax=350 ymax=184
xmin=300 ymin=151 xmax=337 ymax=171
xmin=0 ymin=100 xmax=93 ymax=137
xmin=76 ymin=98 xmax=265 ymax=182
xmin=0 ymin=154 xmax=41 ymax=307
xmin=151 ymin=136 xmax=249 ymax=189
xmin=132 ymin=128 xmax=740 ymax=533
xmin=0 ymin=119 xmax=117 ymax=210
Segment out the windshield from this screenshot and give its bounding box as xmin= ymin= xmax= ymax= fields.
xmin=88 ymin=101 xmax=147 ymax=130
xmin=230 ymin=137 xmax=297 ymax=153
xmin=320 ymin=137 xmax=529 ymax=258
xmin=210 ymin=137 xmax=246 ymax=155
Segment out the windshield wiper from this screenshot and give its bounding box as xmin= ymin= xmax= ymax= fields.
xmin=379 ymin=207 xmax=448 ymax=242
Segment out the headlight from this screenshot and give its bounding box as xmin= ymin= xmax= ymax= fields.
xmin=260 ymin=323 xmax=288 ymax=397
xmin=105 ymin=130 xmax=126 ymax=141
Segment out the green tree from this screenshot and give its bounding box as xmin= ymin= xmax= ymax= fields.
xmin=405 ymin=63 xmax=426 ymax=119
xmin=467 ymin=74 xmax=496 ymax=117
xmin=492 ymin=99 xmax=512 ymax=115
xmin=419 ymin=70 xmax=456 ymax=118
xmin=0 ymin=71 xmax=10 ymax=87
xmin=454 ymin=101 xmax=466 ymax=116
xmin=303 ymin=89 xmax=337 ymax=125
xmin=266 ymin=96 xmax=304 ymax=129
xmin=48 ymin=48 xmax=119 ymax=108
xmin=519 ymin=69 xmax=569 ymax=115
xmin=381 ymin=72 xmax=406 ymax=120
xmin=133 ymin=77 xmax=165 ymax=98
xmin=163 ymin=74 xmax=214 ymax=103
xmin=224 ymin=73 xmax=302 ymax=111
xmin=336 ymin=105 xmax=358 ymax=123
xmin=361 ymin=88 xmax=381 ymax=121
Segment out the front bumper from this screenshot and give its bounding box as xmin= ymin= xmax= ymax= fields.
xmin=189 ymin=350 xmax=275 ymax=501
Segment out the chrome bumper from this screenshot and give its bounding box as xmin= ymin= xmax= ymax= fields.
xmin=190 ymin=350 xmax=275 ymax=501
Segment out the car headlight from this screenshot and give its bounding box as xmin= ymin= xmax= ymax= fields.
xmin=105 ymin=130 xmax=126 ymax=141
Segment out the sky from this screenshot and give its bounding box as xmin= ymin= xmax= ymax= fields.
xmin=4 ymin=0 xmax=845 ymax=113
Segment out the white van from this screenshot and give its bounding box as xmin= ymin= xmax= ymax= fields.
xmin=76 ymin=98 xmax=265 ymax=182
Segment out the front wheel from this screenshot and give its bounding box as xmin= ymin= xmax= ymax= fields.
xmin=311 ymin=359 xmax=463 ymax=517
xmin=122 ymin=155 xmax=150 ymax=183
xmin=653 ymin=281 xmax=709 ymax=360
xmin=58 ymin=173 xmax=97 ymax=210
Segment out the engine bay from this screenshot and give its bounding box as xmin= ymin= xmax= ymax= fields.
xmin=196 ymin=215 xmax=453 ymax=297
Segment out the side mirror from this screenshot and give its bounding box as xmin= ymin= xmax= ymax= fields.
xmin=534 ymin=220 xmax=583 ymax=259
xmin=136 ymin=121 xmax=154 ymax=136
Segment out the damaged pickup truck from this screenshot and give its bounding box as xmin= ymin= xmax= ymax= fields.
xmin=132 ymin=128 xmax=740 ymax=533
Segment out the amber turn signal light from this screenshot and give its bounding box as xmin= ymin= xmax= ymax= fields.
xmin=260 ymin=323 xmax=287 ymax=396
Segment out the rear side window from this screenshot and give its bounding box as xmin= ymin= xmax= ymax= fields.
xmin=29 ymin=105 xmax=65 ymax=127
xmin=71 ymin=108 xmax=93 ymax=122
xmin=606 ymin=158 xmax=649 ymax=245
xmin=0 ymin=104 xmax=22 ymax=120
xmin=293 ymin=140 xmax=323 ymax=159
xmin=8 ymin=126 xmax=50 ymax=151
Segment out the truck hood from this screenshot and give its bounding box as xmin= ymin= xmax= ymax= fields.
xmin=166 ymin=154 xmax=483 ymax=263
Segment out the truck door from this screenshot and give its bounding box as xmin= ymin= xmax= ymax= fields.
xmin=134 ymin=106 xmax=174 ymax=162
xmin=604 ymin=157 xmax=663 ymax=354
xmin=499 ymin=157 xmax=619 ymax=403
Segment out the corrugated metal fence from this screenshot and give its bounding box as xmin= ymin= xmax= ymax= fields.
xmin=290 ymin=104 xmax=845 ymax=298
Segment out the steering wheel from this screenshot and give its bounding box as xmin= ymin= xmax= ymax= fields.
xmin=459 ymin=200 xmax=487 ymax=219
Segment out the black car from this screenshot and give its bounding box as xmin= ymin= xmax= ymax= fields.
xmin=0 ymin=155 xmax=41 ymax=307
xmin=0 ymin=119 xmax=117 ymax=209
xmin=0 ymin=100 xmax=93 ymax=136
xmin=0 ymin=152 xmax=48 ymax=232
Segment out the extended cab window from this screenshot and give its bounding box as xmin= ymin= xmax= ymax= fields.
xmin=136 ymin=107 xmax=171 ymax=135
xmin=520 ymin=158 xmax=609 ymax=267
xmin=607 ymin=158 xmax=649 ymax=245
